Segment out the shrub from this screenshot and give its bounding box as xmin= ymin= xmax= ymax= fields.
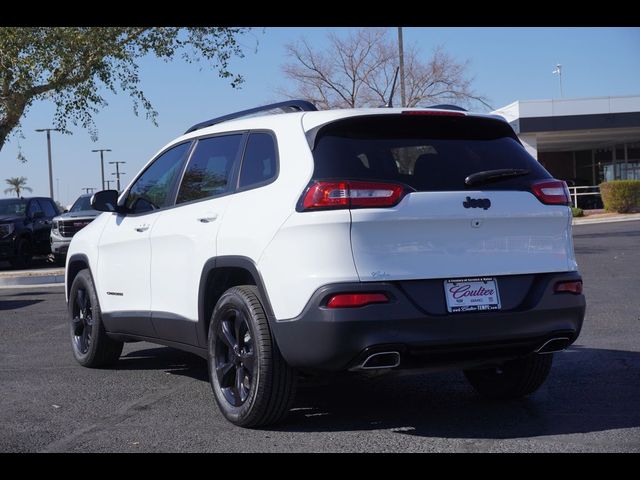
xmin=571 ymin=207 xmax=584 ymax=217
xmin=599 ymin=180 xmax=640 ymax=213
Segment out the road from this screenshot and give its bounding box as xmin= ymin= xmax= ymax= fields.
xmin=1 ymin=221 xmax=639 ymax=452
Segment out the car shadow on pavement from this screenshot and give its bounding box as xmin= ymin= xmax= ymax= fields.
xmin=111 ymin=344 xmax=640 ymax=440
xmin=116 ymin=346 xmax=208 ymax=382
xmin=0 ymin=299 xmax=44 ymax=310
xmin=275 ymin=346 xmax=640 ymax=440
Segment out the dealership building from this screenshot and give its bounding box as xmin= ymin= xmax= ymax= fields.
xmin=493 ymin=95 xmax=640 ymax=190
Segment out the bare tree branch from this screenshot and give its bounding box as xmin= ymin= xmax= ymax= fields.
xmin=279 ymin=29 xmax=491 ymax=111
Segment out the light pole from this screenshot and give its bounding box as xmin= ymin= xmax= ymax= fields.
xmin=552 ymin=64 xmax=563 ymax=98
xmin=397 ymin=27 xmax=406 ymax=108
xmin=105 ymin=180 xmax=114 ymax=190
xmin=91 ymin=148 xmax=112 ymax=190
xmin=109 ymin=161 xmax=126 ymax=191
xmin=82 ymin=187 xmax=96 ymax=194
xmin=35 ymin=128 xmax=62 ymax=200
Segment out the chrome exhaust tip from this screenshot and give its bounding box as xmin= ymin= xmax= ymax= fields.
xmin=354 ymin=351 xmax=401 ymax=370
xmin=536 ymin=337 xmax=571 ymax=354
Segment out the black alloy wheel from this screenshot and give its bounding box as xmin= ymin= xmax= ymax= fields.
xmin=71 ymin=287 xmax=93 ymax=355
xmin=213 ymin=307 xmax=256 ymax=407
xmin=68 ymin=269 xmax=123 ymax=367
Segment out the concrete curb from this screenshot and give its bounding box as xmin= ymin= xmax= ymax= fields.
xmin=0 ymin=269 xmax=65 ymax=288
xmin=573 ymin=213 xmax=640 ymax=226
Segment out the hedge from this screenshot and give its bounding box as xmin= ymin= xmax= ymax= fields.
xmin=599 ymin=180 xmax=640 ymax=213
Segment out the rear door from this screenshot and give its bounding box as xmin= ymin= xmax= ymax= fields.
xmin=309 ymin=113 xmax=575 ymax=282
xmin=149 ymin=133 xmax=243 ymax=345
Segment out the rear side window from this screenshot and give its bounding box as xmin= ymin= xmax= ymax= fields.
xmin=311 ymin=115 xmax=551 ymax=191
xmin=176 ymin=134 xmax=243 ymax=204
xmin=239 ymin=133 xmax=277 ymax=189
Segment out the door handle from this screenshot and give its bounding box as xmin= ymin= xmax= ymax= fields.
xmin=197 ymin=215 xmax=218 ymax=223
xmin=134 ymin=224 xmax=150 ymax=232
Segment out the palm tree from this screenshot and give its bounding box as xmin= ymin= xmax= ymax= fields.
xmin=4 ymin=177 xmax=32 ymax=198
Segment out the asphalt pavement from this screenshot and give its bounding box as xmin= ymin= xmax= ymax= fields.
xmin=0 ymin=221 xmax=639 ymax=452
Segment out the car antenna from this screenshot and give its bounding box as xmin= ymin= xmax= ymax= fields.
xmin=385 ymin=66 xmax=400 ymax=108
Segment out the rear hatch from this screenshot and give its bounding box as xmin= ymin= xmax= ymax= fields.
xmin=303 ymin=112 xmax=576 ymax=282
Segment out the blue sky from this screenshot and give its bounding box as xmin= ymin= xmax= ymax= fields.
xmin=1 ymin=27 xmax=639 ymax=206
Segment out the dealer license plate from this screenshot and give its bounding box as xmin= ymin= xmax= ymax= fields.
xmin=444 ymin=277 xmax=501 ymax=313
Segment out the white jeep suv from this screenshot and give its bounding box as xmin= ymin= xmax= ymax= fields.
xmin=65 ymin=101 xmax=585 ymax=427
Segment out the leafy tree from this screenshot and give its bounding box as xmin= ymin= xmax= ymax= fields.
xmin=280 ymin=28 xmax=491 ymax=110
xmin=4 ymin=176 xmax=32 ymax=197
xmin=0 ymin=27 xmax=250 ymax=154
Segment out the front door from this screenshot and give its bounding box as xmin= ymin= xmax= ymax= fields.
xmin=96 ymin=141 xmax=192 ymax=336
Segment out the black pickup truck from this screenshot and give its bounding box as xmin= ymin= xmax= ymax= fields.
xmin=0 ymin=197 xmax=60 ymax=268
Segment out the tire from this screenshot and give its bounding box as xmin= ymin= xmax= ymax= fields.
xmin=69 ymin=269 xmax=123 ymax=367
xmin=464 ymin=353 xmax=553 ymax=399
xmin=9 ymin=238 xmax=32 ymax=269
xmin=208 ymin=285 xmax=297 ymax=428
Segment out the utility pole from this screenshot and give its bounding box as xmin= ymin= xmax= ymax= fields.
xmin=109 ymin=161 xmax=126 ymax=191
xmin=82 ymin=187 xmax=96 ymax=194
xmin=397 ymin=27 xmax=406 ymax=108
xmin=35 ymin=128 xmax=62 ymax=200
xmin=105 ymin=180 xmax=114 ymax=190
xmin=91 ymin=148 xmax=112 ymax=190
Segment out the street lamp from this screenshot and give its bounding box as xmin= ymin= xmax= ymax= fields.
xmin=552 ymin=64 xmax=563 ymax=98
xmin=35 ymin=128 xmax=62 ymax=200
xmin=91 ymin=148 xmax=112 ymax=190
xmin=109 ymin=161 xmax=126 ymax=191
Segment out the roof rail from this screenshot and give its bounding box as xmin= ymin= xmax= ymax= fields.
xmin=184 ymin=100 xmax=318 ymax=134
xmin=427 ymin=104 xmax=468 ymax=112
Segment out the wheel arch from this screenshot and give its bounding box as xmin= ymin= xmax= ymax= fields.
xmin=66 ymin=253 xmax=92 ymax=302
xmin=197 ymin=256 xmax=276 ymax=348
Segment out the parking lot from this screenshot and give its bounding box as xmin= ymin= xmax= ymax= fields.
xmin=1 ymin=220 xmax=639 ymax=452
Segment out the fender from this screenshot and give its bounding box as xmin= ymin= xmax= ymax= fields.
xmin=65 ymin=253 xmax=93 ymax=303
xmin=196 ymin=255 xmax=277 ymax=348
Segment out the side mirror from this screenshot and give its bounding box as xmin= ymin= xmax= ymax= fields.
xmin=32 ymin=211 xmax=45 ymax=220
xmin=91 ymin=190 xmax=121 ymax=213
xmin=63 ymin=209 xmax=69 ymax=213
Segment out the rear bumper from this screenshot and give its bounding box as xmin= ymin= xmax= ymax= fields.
xmin=270 ymin=272 xmax=585 ymax=372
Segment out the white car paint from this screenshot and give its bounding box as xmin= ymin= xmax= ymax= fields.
xmin=66 ymin=107 xmax=578 ymax=326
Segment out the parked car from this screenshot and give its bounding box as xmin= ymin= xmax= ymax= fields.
xmin=0 ymin=196 xmax=59 ymax=268
xmin=50 ymin=194 xmax=101 ymax=265
xmin=65 ymin=101 xmax=586 ymax=427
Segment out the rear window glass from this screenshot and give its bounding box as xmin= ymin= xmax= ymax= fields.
xmin=311 ymin=115 xmax=551 ymax=191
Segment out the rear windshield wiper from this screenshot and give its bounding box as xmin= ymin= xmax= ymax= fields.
xmin=464 ymin=168 xmax=530 ymax=187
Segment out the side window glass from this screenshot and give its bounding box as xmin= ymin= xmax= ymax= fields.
xmin=27 ymin=200 xmax=43 ymax=218
xmin=41 ymin=200 xmax=58 ymax=217
xmin=239 ymin=133 xmax=278 ymax=189
xmin=176 ymin=134 xmax=243 ymax=204
xmin=125 ymin=142 xmax=191 ymax=213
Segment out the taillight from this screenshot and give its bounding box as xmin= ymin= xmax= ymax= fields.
xmin=402 ymin=110 xmax=465 ymax=117
xmin=531 ymin=180 xmax=571 ymax=206
xmin=302 ymin=181 xmax=406 ymax=211
xmin=327 ymin=293 xmax=389 ymax=308
xmin=554 ymin=280 xmax=583 ymax=295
